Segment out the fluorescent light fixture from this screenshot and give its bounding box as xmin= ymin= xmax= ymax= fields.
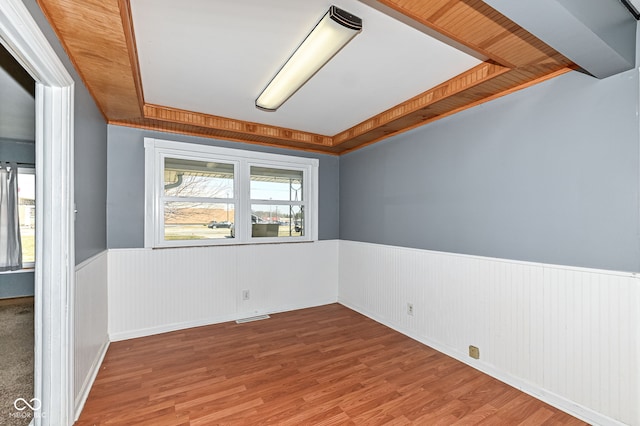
xmin=256 ymin=5 xmax=362 ymax=111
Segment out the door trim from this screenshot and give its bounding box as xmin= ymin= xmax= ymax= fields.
xmin=0 ymin=1 xmax=75 ymax=424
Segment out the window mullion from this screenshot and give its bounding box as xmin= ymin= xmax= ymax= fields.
xmin=237 ymin=159 xmax=250 ymax=242
xmin=155 ymin=150 xmax=164 ymax=247
xmin=163 ymin=196 xmax=237 ymax=204
xmin=249 ymin=199 xmax=305 ymax=206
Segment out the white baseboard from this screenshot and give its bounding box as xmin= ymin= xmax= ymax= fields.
xmin=74 ymin=340 xmax=109 ymax=421
xmin=109 ymin=298 xmax=338 ymax=342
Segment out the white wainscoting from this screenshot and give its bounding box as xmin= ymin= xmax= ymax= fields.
xmin=108 ymin=240 xmax=339 ymax=341
xmin=338 ymin=240 xmax=640 ymax=426
xmin=74 ymin=251 xmax=109 ymax=419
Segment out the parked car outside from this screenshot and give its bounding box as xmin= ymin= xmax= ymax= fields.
xmin=207 ymin=221 xmax=232 ymax=229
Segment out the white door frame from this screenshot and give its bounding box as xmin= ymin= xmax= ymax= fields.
xmin=0 ymin=1 xmax=75 ymax=425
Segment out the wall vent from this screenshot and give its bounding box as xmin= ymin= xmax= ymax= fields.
xmin=235 ymin=314 xmax=270 ymax=324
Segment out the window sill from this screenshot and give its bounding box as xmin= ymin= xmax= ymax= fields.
xmin=0 ymin=267 xmax=35 ymax=275
xmin=150 ymin=239 xmax=316 ymax=250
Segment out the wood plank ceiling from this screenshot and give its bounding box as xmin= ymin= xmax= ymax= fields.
xmin=37 ymin=0 xmax=574 ymax=155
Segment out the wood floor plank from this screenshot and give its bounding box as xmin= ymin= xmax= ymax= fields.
xmin=188 ymin=398 xmax=263 ymax=425
xmin=75 ymin=304 xmax=586 ymax=425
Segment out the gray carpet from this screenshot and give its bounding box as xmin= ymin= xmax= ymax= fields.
xmin=0 ymin=300 xmax=34 ymax=426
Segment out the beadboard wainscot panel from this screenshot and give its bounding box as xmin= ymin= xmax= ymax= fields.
xmin=338 ymin=240 xmax=640 ymax=426
xmin=108 ymin=240 xmax=339 ymax=341
xmin=235 ymin=242 xmax=338 ymax=319
xmin=74 ymin=250 xmax=109 ymax=419
xmin=108 ymin=245 xmax=237 ymax=340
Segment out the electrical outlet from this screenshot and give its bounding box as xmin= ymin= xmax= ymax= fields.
xmin=407 ymin=303 xmax=414 ymax=316
xmin=242 ymin=290 xmax=250 ymax=300
xmin=469 ymin=345 xmax=480 ymax=359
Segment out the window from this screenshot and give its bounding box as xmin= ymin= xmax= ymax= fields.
xmin=18 ymin=167 xmax=35 ymax=266
xmin=250 ymin=166 xmax=304 ymax=238
xmin=144 ymin=138 xmax=318 ymax=247
xmin=163 ymin=158 xmax=235 ymax=242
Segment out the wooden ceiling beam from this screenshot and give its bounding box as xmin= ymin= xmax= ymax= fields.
xmin=376 ymin=0 xmax=573 ymax=69
xmin=37 ymin=0 xmax=575 ymax=155
xmin=141 ymin=104 xmax=333 ymax=147
xmin=109 ymin=116 xmax=338 ymax=155
xmin=331 ymin=64 xmax=575 ymax=155
xmin=37 ymin=0 xmax=140 ymax=120
xmin=117 ymin=0 xmax=144 ymax=116
xmin=332 ymin=61 xmax=510 ymax=147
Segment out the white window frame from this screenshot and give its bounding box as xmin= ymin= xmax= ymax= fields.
xmin=144 ymin=138 xmax=319 ymax=248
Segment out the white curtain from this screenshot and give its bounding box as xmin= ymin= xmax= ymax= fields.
xmin=0 ymin=163 xmax=22 ymax=271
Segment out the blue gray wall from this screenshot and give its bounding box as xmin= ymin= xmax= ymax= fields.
xmin=340 ymin=69 xmax=640 ymax=272
xmin=107 ymin=126 xmax=339 ymax=248
xmin=0 ymin=138 xmax=35 ymax=163
xmin=0 ymin=272 xmax=34 ymax=299
xmin=24 ymin=0 xmax=108 ymax=265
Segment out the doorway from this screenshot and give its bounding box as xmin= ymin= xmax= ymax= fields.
xmin=0 ymin=0 xmax=75 ymax=425
xmin=0 ymin=41 xmax=36 ymax=425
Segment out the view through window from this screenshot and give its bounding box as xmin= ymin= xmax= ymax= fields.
xmin=163 ymin=158 xmax=235 ymax=241
xmin=145 ymin=138 xmax=318 ymax=247
xmin=250 ymin=166 xmax=304 ymax=238
xmin=18 ymin=168 xmax=35 ymax=265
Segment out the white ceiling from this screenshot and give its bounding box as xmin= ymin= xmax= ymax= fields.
xmin=130 ymin=0 xmax=483 ymax=136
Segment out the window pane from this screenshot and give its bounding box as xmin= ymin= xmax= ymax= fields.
xmin=250 ymin=166 xmax=303 ymax=201
xmin=18 ymin=172 xmax=35 ymax=263
xmin=164 ymin=202 xmax=234 ymax=240
xmin=164 ymin=158 xmax=234 ymax=198
xmin=251 ymin=204 xmax=303 ymax=238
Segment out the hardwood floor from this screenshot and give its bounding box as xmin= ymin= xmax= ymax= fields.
xmin=76 ymin=304 xmax=586 ymax=425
